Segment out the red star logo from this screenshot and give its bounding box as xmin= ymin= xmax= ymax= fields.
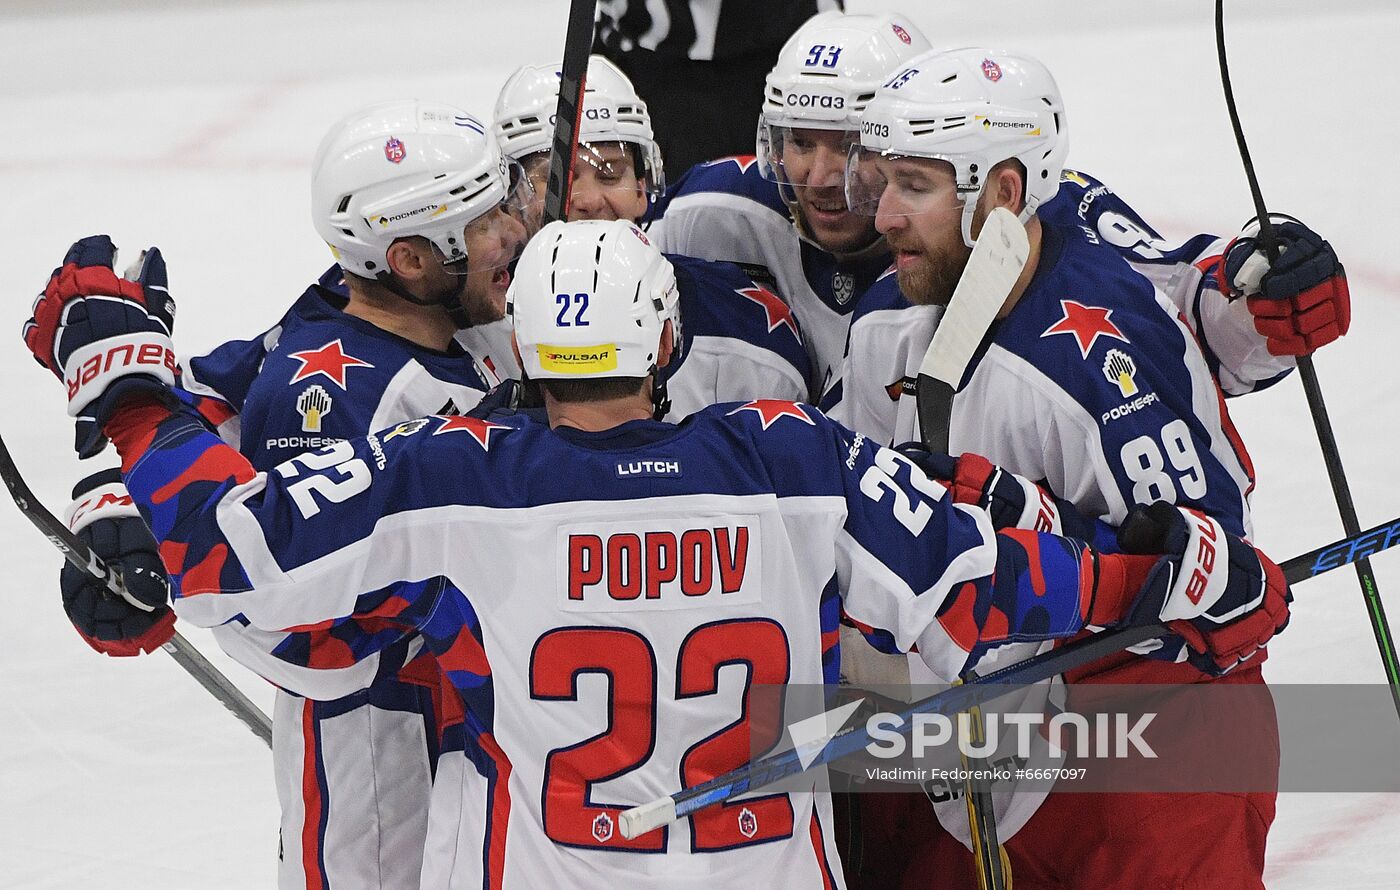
xmin=1040 ymin=300 xmax=1128 ymax=359
xmin=736 ymin=286 xmax=802 ymax=344
xmin=727 ymin=399 xmax=814 ymax=430
xmin=432 ymin=415 xmax=511 ymax=451
xmin=287 ymin=340 xmax=374 ymax=389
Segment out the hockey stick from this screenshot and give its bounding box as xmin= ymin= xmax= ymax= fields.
xmin=915 ymin=205 xmax=1029 ymax=890
xmin=0 ymin=431 xmax=272 ymax=748
xmin=542 ymin=0 xmax=597 ymax=224
xmin=1216 ymin=0 xmax=1400 ymax=720
xmin=915 ymin=206 xmax=1029 ymax=446
xmin=1279 ymin=515 xmax=1400 ymax=584
xmin=618 ymin=518 xmax=1395 ymax=839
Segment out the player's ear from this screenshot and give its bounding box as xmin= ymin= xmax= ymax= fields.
xmin=386 ymin=238 xmax=429 ymax=281
xmin=983 ymin=161 xmax=1026 ymax=215
xmin=656 ymin=321 xmax=675 ymax=370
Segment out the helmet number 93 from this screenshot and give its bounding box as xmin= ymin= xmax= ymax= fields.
xmin=804 ymin=44 xmax=843 ymax=68
xmin=555 ymin=292 xmax=591 ymax=327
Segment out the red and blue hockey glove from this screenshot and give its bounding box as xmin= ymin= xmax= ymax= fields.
xmin=1115 ymin=502 xmax=1291 ymax=675
xmin=895 ymin=443 xmax=1098 ymax=541
xmin=1217 ymin=216 xmax=1350 ymax=356
xmin=22 ymin=235 xmax=178 ymax=457
xmin=60 ymin=468 xmax=175 ymax=656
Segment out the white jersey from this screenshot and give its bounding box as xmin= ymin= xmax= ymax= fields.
xmin=648 ymin=157 xmax=892 ymax=402
xmin=125 ymin=388 xmax=1125 ymax=888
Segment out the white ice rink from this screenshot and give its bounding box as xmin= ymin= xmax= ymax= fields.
xmin=1 ymin=0 xmax=1397 ymax=886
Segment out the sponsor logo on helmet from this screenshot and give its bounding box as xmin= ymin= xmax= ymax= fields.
xmin=785 ymin=93 xmax=846 ymax=110
xmin=384 ymin=136 xmax=406 ymax=164
xmin=630 ymin=225 xmax=650 ymax=246
xmin=538 ymin=343 xmax=619 ymax=374
xmin=375 ymin=204 xmax=448 ymax=227
xmin=977 ymin=116 xmax=1041 ymax=135
xmin=982 ymin=59 xmax=1003 ymax=82
xmin=861 ymin=120 xmax=890 ymax=139
xmin=892 ymin=23 xmax=912 ymax=45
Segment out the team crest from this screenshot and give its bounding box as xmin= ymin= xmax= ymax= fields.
xmin=384 ymin=136 xmax=406 ymax=164
xmin=592 ymin=813 xmax=614 ymax=843
xmin=832 ymin=271 xmax=856 ymax=306
xmin=1102 ymin=349 xmax=1138 ymax=398
xmin=982 ymin=59 xmax=1003 ymax=82
xmin=891 ymin=23 xmax=912 ymax=45
xmin=738 ymin=807 xmax=758 ymax=839
xmin=296 ymin=385 xmax=332 ymax=433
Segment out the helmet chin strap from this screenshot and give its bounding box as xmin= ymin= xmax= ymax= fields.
xmin=375 ymin=269 xmax=471 ymax=328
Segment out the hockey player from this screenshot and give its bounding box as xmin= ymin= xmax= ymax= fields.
xmin=837 ymin=47 xmax=1332 ymax=888
xmin=650 ymin=10 xmax=1349 ymax=409
xmin=648 ymin=10 xmax=929 ymax=400
xmin=492 ymin=56 xmax=811 ymax=416
xmin=24 ymin=218 xmax=1290 ymax=888
xmin=51 ymin=100 xmax=529 ymax=889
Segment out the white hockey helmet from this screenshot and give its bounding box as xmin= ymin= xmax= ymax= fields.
xmin=492 ymin=56 xmax=665 ymax=196
xmin=757 ymin=11 xmax=931 ymax=184
xmin=311 ymin=99 xmax=532 ymax=279
xmin=847 ymin=48 xmax=1068 ymax=246
xmin=508 ymin=219 xmax=681 ymax=381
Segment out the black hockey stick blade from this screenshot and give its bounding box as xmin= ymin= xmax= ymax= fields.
xmin=916 ymin=207 xmax=1028 ymax=451
xmin=542 ymin=0 xmax=597 ymax=225
xmin=1217 ymin=0 xmax=1400 ymax=716
xmin=0 ymin=430 xmax=271 ymax=747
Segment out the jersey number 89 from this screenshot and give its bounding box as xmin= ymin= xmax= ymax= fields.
xmin=1120 ymin=418 xmax=1207 ymax=505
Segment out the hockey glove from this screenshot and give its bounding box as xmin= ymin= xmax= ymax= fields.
xmin=22 ymin=235 xmax=178 ymax=457
xmin=60 ymin=468 xmax=175 ymax=656
xmin=895 ymin=443 xmax=1098 ymax=541
xmin=1217 ymin=216 xmax=1350 ymax=356
xmin=1116 ymin=502 xmax=1291 ymax=675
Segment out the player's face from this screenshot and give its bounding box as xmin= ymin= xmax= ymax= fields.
xmin=776 ymin=127 xmax=878 ymax=253
xmin=568 ymin=142 xmax=649 ymax=223
xmin=870 ymin=155 xmax=971 ymax=307
xmin=454 ymin=204 xmax=529 ymax=326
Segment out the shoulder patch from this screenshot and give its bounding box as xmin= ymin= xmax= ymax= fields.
xmin=727 ymin=399 xmax=814 ymax=430
xmin=431 ymin=415 xmax=511 ymax=451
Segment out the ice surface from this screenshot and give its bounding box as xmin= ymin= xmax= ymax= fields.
xmin=0 ymin=0 xmax=1395 ymax=886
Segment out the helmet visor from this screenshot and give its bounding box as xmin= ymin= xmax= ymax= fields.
xmin=844 ymin=146 xmax=962 ymax=218
xmin=441 ymin=159 xmax=537 ymax=276
xmin=758 ymin=121 xmax=860 ymax=194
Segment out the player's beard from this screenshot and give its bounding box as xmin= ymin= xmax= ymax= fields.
xmin=894 ymin=240 xmax=972 ymax=307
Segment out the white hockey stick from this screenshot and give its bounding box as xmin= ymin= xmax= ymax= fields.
xmin=915 ymin=206 xmax=1030 ymax=450
xmin=913 ymin=205 xmax=1028 ymax=890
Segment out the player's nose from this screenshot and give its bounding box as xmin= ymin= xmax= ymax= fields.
xmin=807 ymin=144 xmax=846 ymax=189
